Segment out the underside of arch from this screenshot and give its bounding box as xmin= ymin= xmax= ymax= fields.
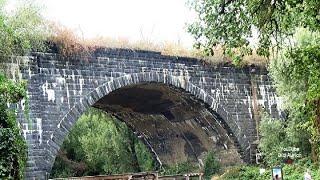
xmin=93 ymin=83 xmax=242 ymax=167
xmin=45 ymin=72 xmax=249 ymax=177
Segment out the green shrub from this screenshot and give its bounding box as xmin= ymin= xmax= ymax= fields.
xmin=269 ymin=28 xmax=320 ymax=162
xmin=50 ymin=108 xmax=157 ymax=178
xmin=282 ymin=165 xmax=303 ymax=179
xmin=161 ymin=162 xmax=199 ymax=175
xmin=258 ymin=113 xmax=287 ymax=166
xmin=0 ymin=74 xmax=27 ymax=179
xmin=240 ymin=166 xmax=271 ymax=180
xmin=204 ymin=151 xmax=220 ymax=179
xmin=282 ymin=164 xmax=320 ymax=180
xmin=221 ymin=166 xmax=270 ymax=180
xmin=135 ymin=140 xmax=157 ymax=172
xmin=220 ymin=165 xmax=320 ymax=180
xmin=0 ymin=128 xmax=26 ymax=179
xmin=0 ymin=0 xmax=48 ymax=59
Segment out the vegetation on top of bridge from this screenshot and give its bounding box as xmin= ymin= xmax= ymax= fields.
xmin=0 ymin=0 xmax=48 ymax=60
xmin=46 ymin=22 xmax=267 ymax=66
xmin=39 ymin=44 xmax=269 ymax=73
xmin=0 ymin=0 xmax=267 ymax=67
xmin=0 ymin=0 xmax=268 ymax=69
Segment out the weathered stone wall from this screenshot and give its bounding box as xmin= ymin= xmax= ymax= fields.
xmin=4 ymin=49 xmax=282 ymax=179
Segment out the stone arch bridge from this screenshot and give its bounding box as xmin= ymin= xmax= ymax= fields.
xmin=5 ymin=49 xmax=282 ymax=179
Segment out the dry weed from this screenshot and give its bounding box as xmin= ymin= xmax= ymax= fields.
xmin=48 ymin=23 xmax=267 ymax=66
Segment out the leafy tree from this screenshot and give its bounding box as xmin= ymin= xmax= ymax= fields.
xmin=0 ymin=0 xmax=48 ymax=59
xmin=188 ymin=0 xmax=320 ymax=64
xmin=0 ymin=74 xmax=27 ymax=179
xmin=51 ymin=108 xmax=157 ymax=178
xmin=135 ymin=139 xmax=157 ymax=172
xmin=258 ymin=113 xmax=287 ymax=166
xmin=189 ymin=0 xmax=320 ymax=165
xmin=269 ymin=29 xmax=320 ymax=162
xmin=259 ymin=110 xmax=313 ymax=167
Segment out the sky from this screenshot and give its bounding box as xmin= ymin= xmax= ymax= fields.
xmin=35 ymin=0 xmax=196 ymax=48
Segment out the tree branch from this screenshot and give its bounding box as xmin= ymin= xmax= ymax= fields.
xmin=219 ymin=0 xmax=236 ymax=14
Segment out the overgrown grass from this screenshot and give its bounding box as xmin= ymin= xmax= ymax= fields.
xmin=47 ymin=23 xmax=267 ymax=66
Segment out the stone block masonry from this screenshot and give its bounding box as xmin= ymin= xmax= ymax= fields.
xmin=3 ymin=48 xmax=282 ymax=179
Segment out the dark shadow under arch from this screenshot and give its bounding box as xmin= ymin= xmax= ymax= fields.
xmin=44 ymin=72 xmax=248 ymax=175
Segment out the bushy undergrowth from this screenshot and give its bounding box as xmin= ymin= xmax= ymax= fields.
xmin=204 ymin=151 xmax=220 ymax=179
xmin=219 ymin=164 xmax=320 ymax=180
xmin=0 ymin=74 xmax=27 ymax=179
xmin=220 ymin=166 xmax=270 ymax=180
xmin=50 ymin=108 xmax=157 ymax=178
xmin=160 ymin=162 xmax=199 ymax=175
xmin=0 ymin=0 xmax=48 ymax=59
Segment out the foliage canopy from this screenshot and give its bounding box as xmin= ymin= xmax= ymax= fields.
xmin=269 ymin=29 xmax=320 ymax=162
xmin=0 ymin=0 xmax=47 ymax=58
xmin=188 ymin=0 xmax=320 ymax=64
xmin=50 ymin=108 xmax=157 ymax=178
xmin=189 ymin=0 xmax=320 ymax=166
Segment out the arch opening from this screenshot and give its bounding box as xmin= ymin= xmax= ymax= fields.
xmin=92 ymin=82 xmax=242 ymax=167
xmin=46 ymin=72 xmax=247 ymax=177
xmin=49 ymin=82 xmax=243 ymax=177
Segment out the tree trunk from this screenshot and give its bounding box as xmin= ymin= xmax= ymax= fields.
xmin=311 ymin=141 xmax=318 ymax=163
xmin=128 ymin=130 xmax=141 ymax=172
xmin=312 ymin=98 xmax=320 ymax=163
